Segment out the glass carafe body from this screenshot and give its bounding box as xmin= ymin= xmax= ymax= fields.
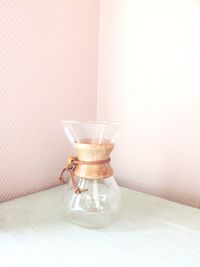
xmin=63 ymin=176 xmax=120 ymax=228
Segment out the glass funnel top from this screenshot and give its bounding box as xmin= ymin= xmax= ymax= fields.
xmin=62 ymin=120 xmax=122 ymax=144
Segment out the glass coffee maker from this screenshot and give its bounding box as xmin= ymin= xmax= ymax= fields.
xmin=59 ymin=121 xmax=121 ymax=228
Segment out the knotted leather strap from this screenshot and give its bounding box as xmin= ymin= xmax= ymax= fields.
xmin=58 ymin=156 xmax=111 ymax=194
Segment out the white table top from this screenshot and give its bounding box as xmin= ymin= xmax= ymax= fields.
xmin=0 ymin=185 xmax=200 ymax=267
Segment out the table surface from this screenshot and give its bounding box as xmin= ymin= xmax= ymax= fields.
xmin=0 ymin=185 xmax=200 ymax=267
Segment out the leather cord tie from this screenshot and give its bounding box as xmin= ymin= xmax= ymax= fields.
xmin=58 ymin=157 xmax=111 ymax=194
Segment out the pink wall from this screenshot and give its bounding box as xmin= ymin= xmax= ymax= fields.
xmin=97 ymin=0 xmax=200 ymax=207
xmin=0 ymin=0 xmax=99 ymax=202
xmin=1 ymin=0 xmax=200 ymax=208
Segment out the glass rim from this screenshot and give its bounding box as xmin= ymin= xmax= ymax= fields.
xmin=62 ymin=120 xmax=126 ymax=126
